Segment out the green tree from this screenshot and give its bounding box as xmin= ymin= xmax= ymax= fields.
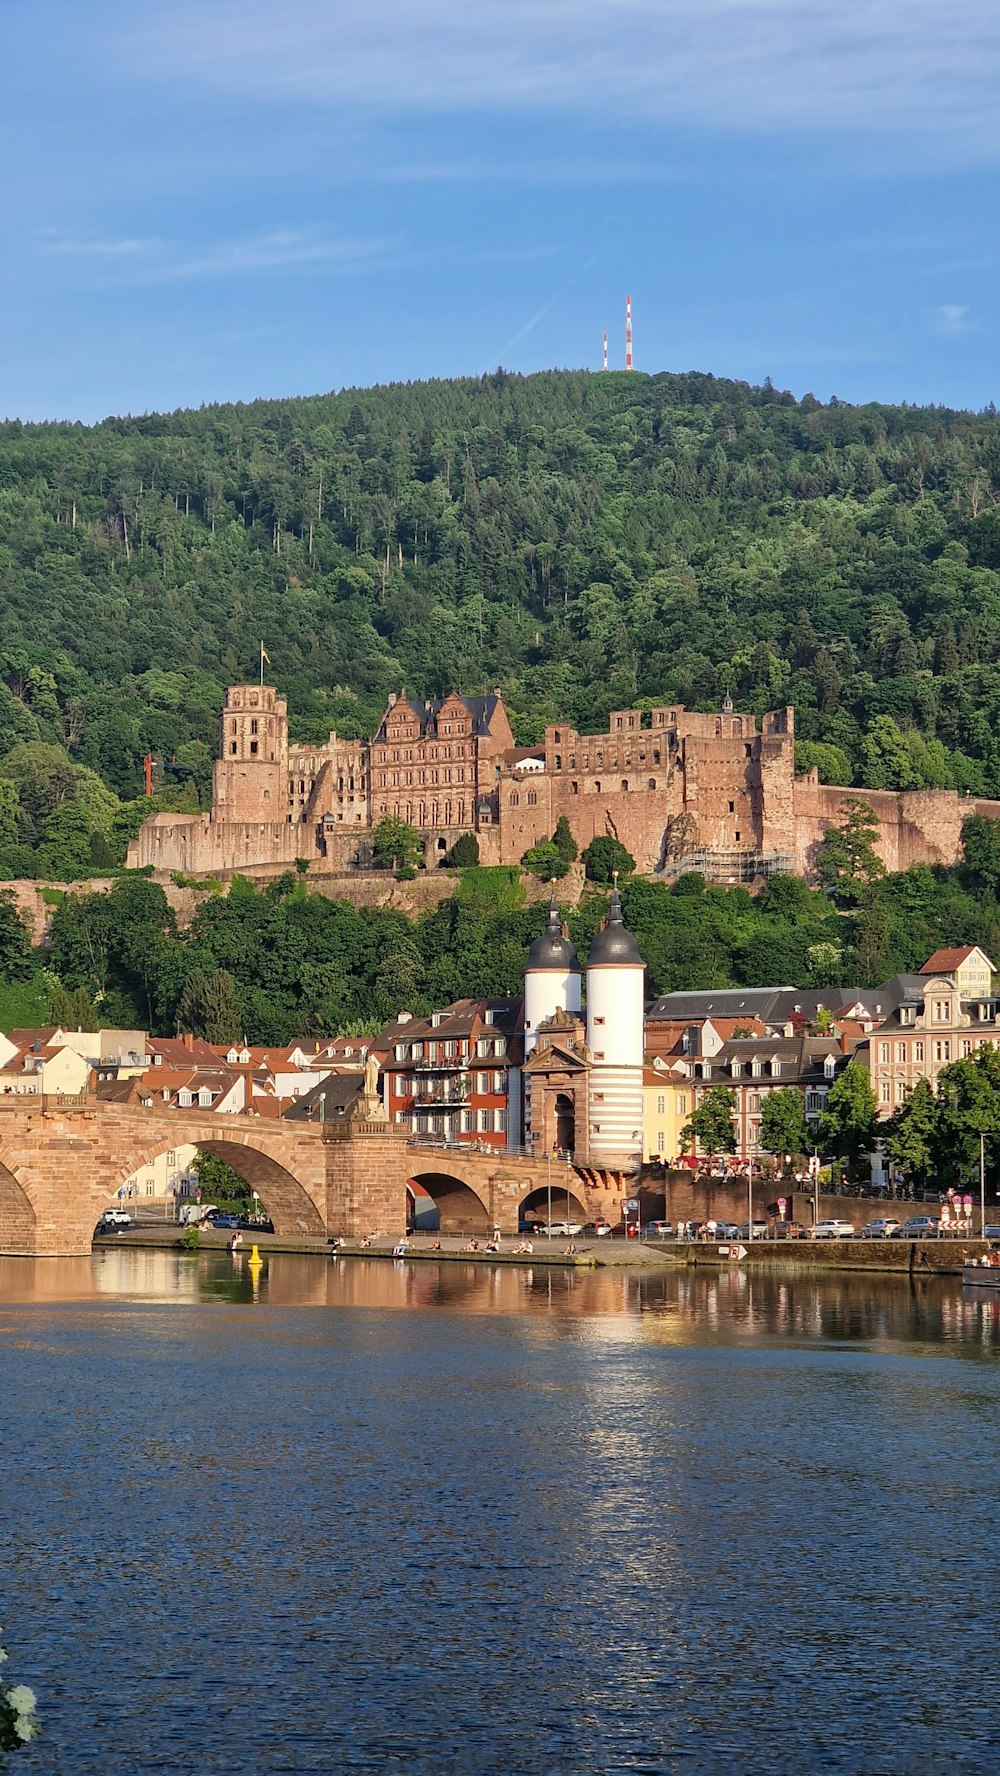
xmin=884 ymin=1077 xmax=939 ymax=1191
xmin=581 ymin=835 xmax=636 ymax=883
xmin=447 ymin=832 xmax=480 ymax=867
xmin=46 ymin=978 xmax=98 ymax=1028
xmin=681 ymin=1085 xmax=737 ymax=1162
xmin=192 ymin=1149 xmax=252 ymax=1207
xmin=818 ymin=1061 xmax=878 ymax=1170
xmin=551 ymin=815 xmax=578 ymax=867
xmin=176 ymin=968 xmax=242 ymax=1042
xmin=935 ymin=1047 xmax=1000 ymax=1184
xmin=962 ymin=815 xmax=1000 ymax=892
xmin=520 ymin=840 xmax=568 ymax=880
xmin=794 ymin=740 xmax=853 ymax=785
xmin=816 ymin=798 xmax=887 ymax=905
xmin=0 ymin=889 xmax=34 ymax=981
xmin=371 ymin=816 xmax=422 ymax=871
xmin=759 ymin=1087 xmax=810 ymax=1164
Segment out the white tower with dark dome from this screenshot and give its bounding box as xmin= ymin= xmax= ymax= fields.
xmin=524 ymin=892 xmax=582 ymax=1056
xmin=585 ymin=881 xmax=645 ymax=1170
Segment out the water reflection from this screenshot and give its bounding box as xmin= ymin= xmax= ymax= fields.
xmin=2 ymin=1249 xmax=1000 ymax=1775
xmin=1 ymin=1249 xmax=999 ymax=1356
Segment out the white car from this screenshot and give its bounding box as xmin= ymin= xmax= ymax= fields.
xmin=811 ymin=1219 xmax=856 ymax=1240
xmin=97 ymin=1208 xmax=132 ymax=1230
xmin=542 ymin=1221 xmax=584 ymax=1238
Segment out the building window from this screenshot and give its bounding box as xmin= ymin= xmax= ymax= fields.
xmin=648 ymin=779 xmax=656 ymax=790
xmin=527 ymin=791 xmax=537 ymax=806
xmin=914 ymin=1041 xmax=924 ymax=1062
xmin=895 ymin=1043 xmax=905 ymax=1063
xmin=879 ymin=1043 xmax=890 ymax=1064
xmin=933 ymin=1040 xmax=950 ymax=1063
xmin=656 ymin=1094 xmax=665 ymax=1114
xmin=934 ymin=1000 xmax=949 ymax=1022
xmin=880 ymin=1079 xmax=891 ymax=1103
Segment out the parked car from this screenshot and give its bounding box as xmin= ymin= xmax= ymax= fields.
xmin=96 ymin=1207 xmax=132 ymax=1231
xmin=811 ymin=1219 xmax=856 ymax=1240
xmin=206 ymin=1211 xmax=241 ymax=1231
xmin=542 ymin=1221 xmax=584 ymax=1238
xmin=643 ymin=1220 xmax=674 ymax=1240
xmin=889 ymin=1216 xmax=941 ymax=1239
xmin=861 ymin=1218 xmax=901 ymax=1240
xmin=737 ymin=1220 xmax=769 ymax=1241
xmin=580 ymin=1219 xmax=612 ymax=1237
xmin=518 ymin=1217 xmax=545 ymax=1236
xmin=238 ymin=1215 xmax=274 ymax=1234
xmin=772 ymin=1221 xmax=807 ymax=1240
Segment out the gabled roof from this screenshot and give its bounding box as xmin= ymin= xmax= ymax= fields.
xmin=921 ymin=946 xmax=992 ymax=976
xmin=284 ymin=1071 xmax=366 ymax=1122
xmin=375 ymin=692 xmax=503 ymax=743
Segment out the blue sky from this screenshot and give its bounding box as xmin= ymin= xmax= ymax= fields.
xmin=4 ymin=0 xmax=1000 ymax=421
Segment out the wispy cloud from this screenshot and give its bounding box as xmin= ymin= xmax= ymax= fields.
xmin=932 ymin=303 xmax=975 ymax=336
xmin=126 ymin=1 xmax=1000 ymax=163
xmin=41 ymin=228 xmax=391 ymax=284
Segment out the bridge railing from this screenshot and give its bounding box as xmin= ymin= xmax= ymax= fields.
xmin=406 ymin=1135 xmax=540 ymax=1160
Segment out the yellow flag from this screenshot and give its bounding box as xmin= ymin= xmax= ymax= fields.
xmin=261 ymin=643 xmax=271 ymax=664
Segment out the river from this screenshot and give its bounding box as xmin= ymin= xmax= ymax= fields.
xmin=1 ymin=1249 xmax=998 ymax=1775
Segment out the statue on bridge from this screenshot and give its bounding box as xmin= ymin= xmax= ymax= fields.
xmin=364 ymin=1052 xmax=381 ymax=1104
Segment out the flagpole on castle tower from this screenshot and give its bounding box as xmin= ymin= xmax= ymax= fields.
xmin=259 ymin=640 xmax=270 ymax=687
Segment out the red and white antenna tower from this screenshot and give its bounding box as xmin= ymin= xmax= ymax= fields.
xmin=625 ymin=294 xmax=633 ymax=371
xmin=602 ymin=330 xmax=608 ymax=372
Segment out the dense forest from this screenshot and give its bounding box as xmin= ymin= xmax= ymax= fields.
xmin=5 ymin=368 xmax=1000 ymax=877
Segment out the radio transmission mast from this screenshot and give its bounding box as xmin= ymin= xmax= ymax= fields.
xmin=602 ymin=330 xmax=608 ymax=372
xmin=625 ymin=295 xmax=633 ymax=371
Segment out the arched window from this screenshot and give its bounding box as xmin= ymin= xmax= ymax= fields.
xmin=621 ymin=779 xmax=629 ymax=793
xmin=510 ymin=792 xmax=519 ymax=807
xmin=648 ymin=778 xmax=656 ymax=790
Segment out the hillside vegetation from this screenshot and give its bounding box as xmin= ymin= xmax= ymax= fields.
xmin=4 ymin=369 xmax=1000 ymax=878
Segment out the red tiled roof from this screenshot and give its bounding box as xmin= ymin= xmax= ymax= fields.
xmin=920 ymin=947 xmax=980 ymax=975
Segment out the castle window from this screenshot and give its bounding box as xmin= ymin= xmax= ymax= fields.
xmin=621 ymin=780 xmax=628 ymax=792
xmin=554 ymin=730 xmax=561 ymax=743
xmin=230 ymin=721 xmax=237 ymax=735
xmin=571 ymin=782 xmax=579 ymax=795
xmin=728 ymin=802 xmax=735 ymax=814
xmin=653 ymin=750 xmax=660 ymax=764
xmin=734 ymin=831 xmax=741 ymax=842
xmin=648 ymin=779 xmax=656 ymax=790
xmin=555 ymin=756 xmax=561 ymax=770
xmin=715 ymin=719 xmax=722 ymax=736
xmin=527 ymin=791 xmax=537 ymax=806
xmin=250 ymin=719 xmax=258 ymax=735
xmin=745 ymin=744 xmax=752 ymax=758
xmin=230 ymin=742 xmax=237 ymax=755
xmin=250 ymin=741 xmax=258 ymax=755
xmin=732 ymin=719 xmax=743 ymax=736
xmin=594 ymin=780 xmax=601 ymax=793
xmin=510 ymin=792 xmax=519 ymax=807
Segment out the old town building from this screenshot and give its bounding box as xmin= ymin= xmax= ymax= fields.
xmin=127 ymin=683 xmax=1000 ymax=882
xmin=371 ymin=998 xmax=524 ymax=1152
xmin=857 ymin=946 xmax=1000 ymax=1116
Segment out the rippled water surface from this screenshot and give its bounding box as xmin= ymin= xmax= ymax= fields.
xmin=3 ymin=1249 xmax=1000 ymax=1774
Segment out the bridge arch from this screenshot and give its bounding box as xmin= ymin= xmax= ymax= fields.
xmin=108 ymin=1133 xmax=326 ymax=1238
xmin=407 ymin=1168 xmax=491 ymax=1235
xmin=0 ymin=1155 xmax=35 ymax=1254
xmin=518 ymin=1182 xmax=589 ymax=1227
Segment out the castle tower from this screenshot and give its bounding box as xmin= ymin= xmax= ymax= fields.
xmin=585 ymin=882 xmax=645 ymax=1170
xmin=524 ymin=892 xmax=582 ymax=1056
xmin=212 ymin=685 xmax=289 ymax=822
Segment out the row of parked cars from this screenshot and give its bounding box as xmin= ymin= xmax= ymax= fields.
xmin=639 ymin=1214 xmax=999 ymax=1242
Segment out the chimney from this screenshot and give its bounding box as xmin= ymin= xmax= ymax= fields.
xmin=183 ymin=1032 xmax=194 ymax=1051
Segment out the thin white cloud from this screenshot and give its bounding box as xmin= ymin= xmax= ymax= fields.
xmin=932 ymin=304 xmax=975 ymax=336
xmin=125 ymin=1 xmax=1000 ymax=161
xmin=41 ymin=228 xmax=390 ymax=284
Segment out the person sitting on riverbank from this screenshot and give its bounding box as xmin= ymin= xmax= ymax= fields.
xmin=513 ymin=1239 xmax=534 ymax=1254
xmin=485 ymin=1239 xmax=500 ymax=1252
xmin=392 ymin=1238 xmax=409 ymax=1258
xmin=464 ymin=1238 xmax=481 ymax=1252
xmin=563 ymin=1242 xmax=578 ymax=1256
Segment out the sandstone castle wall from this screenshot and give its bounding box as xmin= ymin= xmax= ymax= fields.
xmin=127 ymin=684 xmax=1000 ymax=883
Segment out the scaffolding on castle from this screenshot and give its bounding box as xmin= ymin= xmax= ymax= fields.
xmin=655 ymin=850 xmax=795 ymax=887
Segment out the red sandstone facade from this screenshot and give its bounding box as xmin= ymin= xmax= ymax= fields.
xmin=127 ymin=684 xmax=1000 ymax=882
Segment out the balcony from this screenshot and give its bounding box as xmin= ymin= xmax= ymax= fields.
xmin=412 ymin=1078 xmax=471 ymax=1108
xmin=411 ymin=1056 xmax=469 ymax=1071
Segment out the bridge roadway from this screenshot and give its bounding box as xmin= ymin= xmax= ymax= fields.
xmin=0 ymin=1095 xmax=616 ymax=1256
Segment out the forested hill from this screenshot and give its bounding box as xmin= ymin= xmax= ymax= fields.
xmin=4 ymin=366 xmax=1000 ymax=876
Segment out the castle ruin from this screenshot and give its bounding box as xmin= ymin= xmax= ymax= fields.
xmin=126 ymin=685 xmax=1000 ymax=882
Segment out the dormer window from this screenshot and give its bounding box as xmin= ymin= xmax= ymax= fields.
xmin=771 ymin=1059 xmax=781 ymax=1077
xmin=751 ymin=1059 xmax=762 ymax=1077
xmin=823 ymin=1055 xmax=836 ymax=1079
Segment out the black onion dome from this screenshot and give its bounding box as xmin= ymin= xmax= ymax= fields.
xmin=526 ymin=894 xmax=581 ymax=973
xmin=587 ymin=886 xmax=643 ymax=967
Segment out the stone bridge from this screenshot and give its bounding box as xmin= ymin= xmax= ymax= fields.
xmin=0 ymin=1097 xmax=618 ymax=1256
